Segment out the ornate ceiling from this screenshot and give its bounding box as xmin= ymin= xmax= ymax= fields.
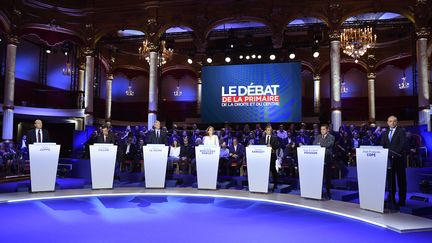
xmin=0 ymin=0 xmax=431 ymax=75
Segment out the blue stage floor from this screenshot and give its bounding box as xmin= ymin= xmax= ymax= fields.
xmin=1 ymin=195 xmax=432 ymax=243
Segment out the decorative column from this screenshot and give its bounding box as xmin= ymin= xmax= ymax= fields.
xmin=313 ymin=74 xmax=321 ymax=114
xmin=105 ymin=73 xmax=113 ymax=121
xmin=148 ymin=50 xmax=158 ymax=128
xmin=329 ymin=31 xmax=342 ymax=131
xmin=2 ymin=35 xmax=19 ymax=141
xmin=84 ymin=48 xmax=95 ymax=126
xmin=77 ymin=62 xmax=85 ymax=108
xmin=367 ymin=72 xmax=376 ymax=123
xmin=197 ymin=77 xmax=202 ymax=114
xmin=416 ymin=28 xmax=431 ymax=131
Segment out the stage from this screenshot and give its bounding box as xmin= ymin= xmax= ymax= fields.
xmin=1 ymin=187 xmax=432 ymax=242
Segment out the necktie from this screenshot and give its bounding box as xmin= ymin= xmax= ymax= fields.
xmin=266 ymin=135 xmax=270 ymax=145
xmin=37 ymin=129 xmax=42 ymax=143
xmin=104 ymin=135 xmax=107 ymax=143
xmin=388 ymin=129 xmax=394 ymax=142
xmin=156 ymin=130 xmax=159 ymax=138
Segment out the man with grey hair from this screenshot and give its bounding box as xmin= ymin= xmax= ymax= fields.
xmin=26 ymin=119 xmax=50 ymax=146
xmin=381 ymin=115 xmax=407 ymax=207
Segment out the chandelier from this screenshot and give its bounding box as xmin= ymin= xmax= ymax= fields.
xmin=340 ymin=27 xmax=376 ymax=62
xmin=398 ymin=70 xmax=409 ymax=90
xmin=173 ymin=80 xmax=183 ymax=97
xmin=125 ymin=80 xmax=134 ymax=96
xmin=138 ymin=39 xmax=174 ymax=66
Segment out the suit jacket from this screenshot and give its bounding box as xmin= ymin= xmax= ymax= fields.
xmin=259 ymin=135 xmax=280 ymax=153
xmin=228 ymin=143 xmax=245 ymax=160
xmin=146 ymin=129 xmax=168 ymax=145
xmin=26 ymin=128 xmax=51 ymax=146
xmin=179 ymin=145 xmax=195 ymax=159
xmin=380 ymin=126 xmax=406 ymax=158
xmin=313 ymin=133 xmax=335 ymax=163
xmin=96 ymin=133 xmax=116 ymax=144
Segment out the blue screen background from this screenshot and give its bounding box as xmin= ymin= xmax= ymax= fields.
xmin=201 ymin=62 xmax=301 ymax=123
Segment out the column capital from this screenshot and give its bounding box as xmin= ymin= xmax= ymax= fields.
xmin=313 ymin=74 xmax=321 ymax=80
xmin=367 ymin=73 xmax=376 ymax=79
xmin=197 ymin=78 xmax=202 ymax=85
xmin=2 ymin=105 xmax=14 ymax=110
xmin=329 ymin=30 xmax=341 ymax=41
xmin=82 ymin=47 xmax=95 ymax=56
xmin=106 ymin=73 xmax=114 ymax=80
xmin=6 ymin=34 xmax=19 ymax=45
xmin=416 ymin=27 xmax=431 ymax=39
xmin=79 ymin=62 xmax=86 ymax=70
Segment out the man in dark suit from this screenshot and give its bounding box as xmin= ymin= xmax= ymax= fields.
xmin=228 ymin=138 xmax=245 ymax=176
xmin=120 ymin=135 xmax=137 ymax=171
xmin=313 ymin=124 xmax=335 ymax=199
xmin=259 ymin=125 xmax=280 ymax=190
xmin=96 ymin=125 xmax=116 ymax=144
xmin=26 ymin=119 xmax=51 ymax=146
xmin=146 ymin=120 xmax=168 ymax=145
xmin=381 ymin=115 xmax=407 ymax=206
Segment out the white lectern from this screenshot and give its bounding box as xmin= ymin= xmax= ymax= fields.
xmin=246 ymin=145 xmax=271 ymax=193
xmin=356 ymin=146 xmax=389 ymax=213
xmin=29 ymin=143 xmax=60 ymax=192
xmin=143 ymin=144 xmax=169 ymax=188
xmin=195 ymin=145 xmax=220 ymax=190
xmin=90 ymin=144 xmax=118 ymax=189
xmin=297 ymin=145 xmax=326 ymax=199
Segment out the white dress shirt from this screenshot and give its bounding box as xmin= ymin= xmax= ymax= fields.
xmin=35 ymin=129 xmax=43 ymax=143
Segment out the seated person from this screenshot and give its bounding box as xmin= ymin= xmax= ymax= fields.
xmin=228 ymin=138 xmax=245 ymax=176
xmin=406 ymin=131 xmax=421 ymax=167
xmin=168 ymin=139 xmax=181 ymax=173
xmin=120 ymin=135 xmax=137 ymax=172
xmin=219 ymin=141 xmax=230 ymax=175
xmin=179 ymin=137 xmax=195 ymax=174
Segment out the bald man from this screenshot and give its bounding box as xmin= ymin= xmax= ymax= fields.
xmin=26 ymin=119 xmax=51 ymax=146
xmin=381 ymin=115 xmax=407 ymax=207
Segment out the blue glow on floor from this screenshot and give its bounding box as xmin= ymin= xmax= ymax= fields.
xmin=1 ymin=195 xmax=431 ymax=243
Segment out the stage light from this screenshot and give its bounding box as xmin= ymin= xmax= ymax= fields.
xmin=239 ymin=55 xmax=244 ymax=59
xmin=46 ymin=48 xmax=52 ymax=54
xmin=64 ymin=51 xmax=68 ymax=56
xmin=257 ymin=55 xmax=262 ymax=59
xmin=206 ymin=57 xmax=212 ymax=64
xmin=225 ymin=57 xmax=231 ymax=63
xmin=289 ymin=53 xmax=296 ymax=60
xmin=313 ymin=51 xmax=319 ymax=58
xmin=246 ymin=55 xmax=250 ymax=60
xmin=187 ymin=58 xmax=193 ymax=64
xmin=230 ymin=44 xmax=234 ymax=48
xmin=251 ymin=54 xmax=256 ymax=59
xmin=269 ymin=54 xmax=276 ymax=60
xmin=354 ymin=59 xmax=359 ymax=63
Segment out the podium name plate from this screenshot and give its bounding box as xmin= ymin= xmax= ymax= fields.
xmin=195 ymin=145 xmax=220 ymax=190
xmin=297 ymin=146 xmax=325 ymax=199
xmin=356 ymin=146 xmax=388 ymax=213
xmin=246 ymin=145 xmax=271 ymax=193
xmin=29 ymin=143 xmax=61 ymax=192
xmin=90 ymin=144 xmax=118 ymax=189
xmin=143 ymin=145 xmax=169 ymax=188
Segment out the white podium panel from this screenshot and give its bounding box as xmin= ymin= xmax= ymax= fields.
xmin=356 ymin=146 xmax=389 ymax=213
xmin=29 ymin=143 xmax=61 ymax=192
xmin=143 ymin=145 xmax=169 ymax=188
xmin=297 ymin=146 xmax=326 ymax=200
xmin=246 ymin=145 xmax=271 ymax=193
xmin=90 ymin=144 xmax=118 ymax=189
xmin=195 ymin=145 xmax=220 ymax=190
